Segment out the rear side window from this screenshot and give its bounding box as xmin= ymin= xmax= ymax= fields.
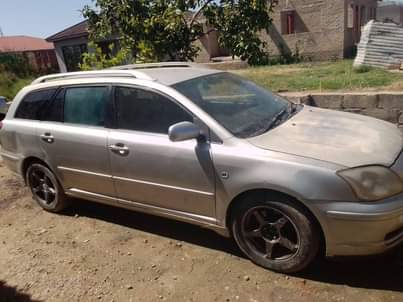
xmin=15 ymin=89 xmax=57 ymax=120
xmin=115 ymin=86 xmax=193 ymax=134
xmin=64 ymin=86 xmax=109 ymax=126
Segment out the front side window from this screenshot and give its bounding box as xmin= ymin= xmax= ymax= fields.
xmin=64 ymin=86 xmax=108 ymax=126
xmin=174 ymin=73 xmax=295 ymax=138
xmin=15 ymin=89 xmax=57 ymax=120
xmin=115 ymin=87 xmax=192 ymax=134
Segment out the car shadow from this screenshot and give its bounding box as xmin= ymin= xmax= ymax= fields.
xmin=0 ymin=280 xmax=43 ymax=302
xmin=64 ymin=199 xmax=403 ymax=293
xmin=297 ymin=250 xmax=403 ymax=292
xmin=64 ymin=199 xmax=244 ymax=258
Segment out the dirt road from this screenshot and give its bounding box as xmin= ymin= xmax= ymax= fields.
xmin=0 ymin=160 xmax=402 ymax=302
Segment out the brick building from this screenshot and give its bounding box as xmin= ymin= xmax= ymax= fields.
xmin=263 ymin=0 xmax=378 ymax=60
xmin=0 ymin=36 xmax=58 ymax=72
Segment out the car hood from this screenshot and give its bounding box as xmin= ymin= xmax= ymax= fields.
xmin=248 ymin=106 xmax=403 ymax=167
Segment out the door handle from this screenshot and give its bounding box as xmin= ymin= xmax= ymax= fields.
xmin=109 ymin=143 xmax=130 ymax=156
xmin=40 ymin=133 xmax=54 ymax=144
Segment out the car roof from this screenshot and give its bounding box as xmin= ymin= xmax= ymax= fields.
xmin=31 ymin=63 xmax=223 ymax=87
xmin=135 ymin=67 xmax=221 ymax=85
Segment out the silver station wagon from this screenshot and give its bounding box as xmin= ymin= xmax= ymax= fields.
xmin=1 ymin=63 xmax=403 ymax=273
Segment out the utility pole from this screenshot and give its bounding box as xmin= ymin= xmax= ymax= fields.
xmin=0 ymin=27 xmax=4 ymax=37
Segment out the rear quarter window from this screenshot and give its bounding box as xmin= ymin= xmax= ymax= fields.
xmin=15 ymin=89 xmax=57 ymax=120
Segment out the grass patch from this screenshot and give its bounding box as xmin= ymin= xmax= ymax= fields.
xmin=235 ymin=60 xmax=403 ymax=92
xmin=0 ymin=72 xmax=33 ymax=101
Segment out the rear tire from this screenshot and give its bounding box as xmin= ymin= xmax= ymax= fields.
xmin=231 ymin=194 xmax=319 ymax=273
xmin=26 ymin=163 xmax=69 ymax=213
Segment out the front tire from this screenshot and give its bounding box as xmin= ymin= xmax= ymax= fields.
xmin=26 ymin=163 xmax=68 ymax=213
xmin=231 ymin=194 xmax=319 ymax=273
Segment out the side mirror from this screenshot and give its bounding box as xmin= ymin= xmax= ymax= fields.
xmin=169 ymin=121 xmax=201 ymax=142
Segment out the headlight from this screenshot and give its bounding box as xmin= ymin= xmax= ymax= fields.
xmin=337 ymin=166 xmax=403 ymax=201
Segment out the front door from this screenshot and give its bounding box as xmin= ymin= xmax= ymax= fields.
xmin=37 ymin=85 xmax=114 ymax=197
xmin=108 ymin=86 xmax=216 ymax=218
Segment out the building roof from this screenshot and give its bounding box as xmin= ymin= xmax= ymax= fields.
xmin=0 ymin=36 xmax=54 ymax=53
xmin=46 ymin=20 xmax=88 ymax=42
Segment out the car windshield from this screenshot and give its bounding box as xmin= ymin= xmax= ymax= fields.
xmin=173 ymin=72 xmax=298 ymax=138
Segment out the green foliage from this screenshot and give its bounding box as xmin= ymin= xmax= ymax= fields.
xmin=353 ymin=65 xmax=373 ymax=74
xmin=204 ymin=0 xmax=275 ymax=65
xmin=0 ymin=54 xmax=35 ymax=100
xmin=0 ymin=71 xmax=33 ymax=100
xmin=0 ymin=53 xmax=34 ymax=77
xmin=268 ymin=43 xmax=302 ymax=65
xmin=80 ymin=43 xmax=133 ymax=70
xmin=82 ymin=0 xmax=276 ymax=66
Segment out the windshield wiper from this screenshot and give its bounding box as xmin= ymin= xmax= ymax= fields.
xmin=241 ymin=103 xmax=302 ymax=138
xmin=248 ymin=103 xmax=299 ymax=137
xmin=265 ymin=106 xmax=290 ymax=130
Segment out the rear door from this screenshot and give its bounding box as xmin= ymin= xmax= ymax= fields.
xmin=108 ymin=85 xmax=216 ymax=218
xmin=0 ymin=89 xmax=56 ymax=173
xmin=37 ymin=85 xmax=115 ymax=197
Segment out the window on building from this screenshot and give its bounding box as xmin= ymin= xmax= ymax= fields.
xmin=15 ymin=89 xmax=57 ymax=120
xmin=62 ymin=44 xmax=88 ymax=72
xmin=369 ymin=7 xmax=377 ymax=20
xmin=64 ymin=86 xmax=109 ymax=126
xmin=360 ymin=6 xmax=367 ymax=25
xmin=281 ymin=10 xmax=296 ymax=35
xmin=348 ymin=4 xmax=354 ymax=28
xmin=115 ymin=87 xmax=193 ymax=134
xmin=280 ymin=9 xmax=309 ymax=35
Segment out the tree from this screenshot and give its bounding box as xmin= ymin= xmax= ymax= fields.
xmin=82 ymin=0 xmax=277 ymax=66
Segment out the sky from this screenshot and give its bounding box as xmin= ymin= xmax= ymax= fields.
xmin=0 ymin=0 xmax=92 ymax=38
xmin=2 ymin=0 xmax=403 ymax=39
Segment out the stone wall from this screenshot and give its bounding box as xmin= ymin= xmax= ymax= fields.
xmin=281 ymin=92 xmax=403 ymax=125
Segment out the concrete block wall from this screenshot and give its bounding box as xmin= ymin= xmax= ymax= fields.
xmin=281 ymin=92 xmax=403 ymax=124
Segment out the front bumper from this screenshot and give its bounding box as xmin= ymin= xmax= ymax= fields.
xmin=309 ymin=193 xmax=403 ymax=257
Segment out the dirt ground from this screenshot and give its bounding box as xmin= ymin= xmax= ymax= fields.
xmin=0 ymin=160 xmax=403 ymax=302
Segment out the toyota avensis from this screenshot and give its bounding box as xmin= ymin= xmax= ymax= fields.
xmin=1 ymin=63 xmax=403 ymax=273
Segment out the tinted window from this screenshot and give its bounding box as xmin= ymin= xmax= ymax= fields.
xmin=64 ymin=87 xmax=108 ymax=126
xmin=42 ymin=89 xmax=64 ymax=122
xmin=115 ymin=87 xmax=192 ymax=134
xmin=15 ymin=89 xmax=57 ymax=120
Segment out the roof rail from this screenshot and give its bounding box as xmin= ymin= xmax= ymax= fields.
xmin=110 ymin=61 xmax=203 ymax=70
xmin=31 ymin=70 xmax=154 ymax=85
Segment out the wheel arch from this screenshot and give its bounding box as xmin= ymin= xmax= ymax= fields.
xmin=225 ymin=188 xmax=327 ymax=256
xmin=21 ymin=156 xmax=53 ymax=183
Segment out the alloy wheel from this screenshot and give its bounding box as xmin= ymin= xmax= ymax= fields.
xmin=241 ymin=206 xmax=300 ymax=261
xmin=28 ymin=166 xmax=58 ymax=207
